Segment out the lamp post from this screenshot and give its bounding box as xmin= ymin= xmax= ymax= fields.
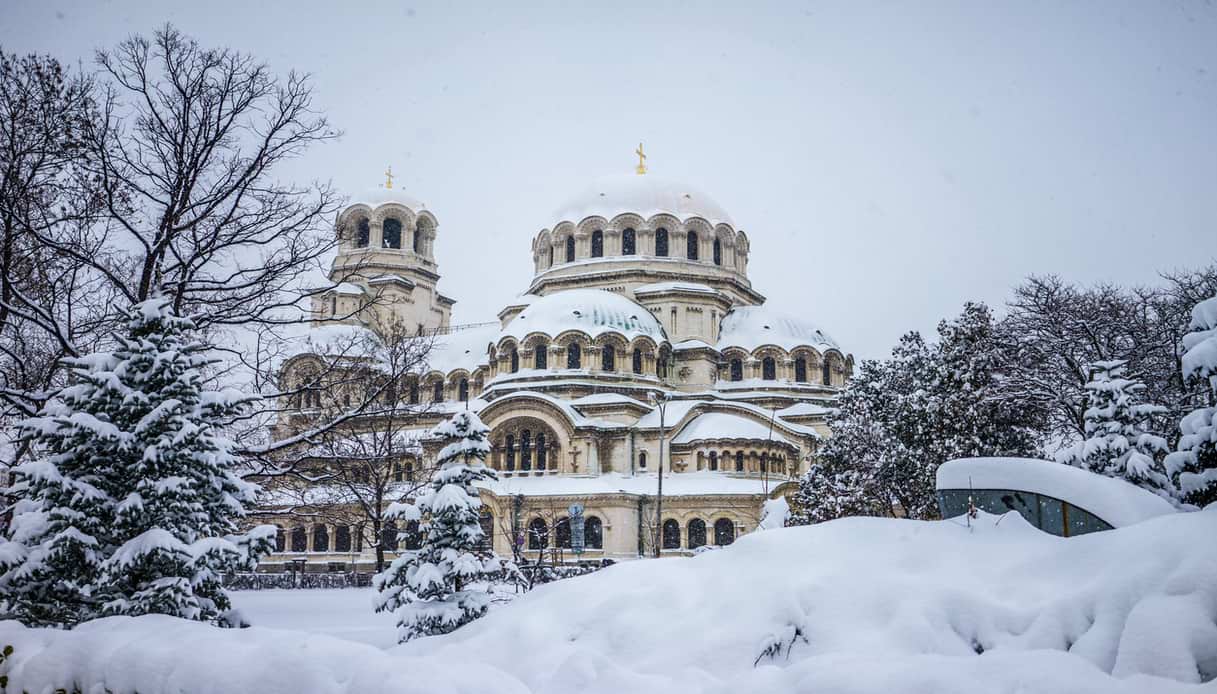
xmin=649 ymin=391 xmax=670 ymax=558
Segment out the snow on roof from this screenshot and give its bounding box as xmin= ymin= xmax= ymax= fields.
xmin=634 ymin=281 xmax=722 ymax=296
xmin=330 ymin=282 xmax=365 ymax=296
xmin=484 ymin=391 xmax=626 ymax=430
xmin=424 ymin=324 xmax=498 ymax=374
xmin=570 ymin=393 xmax=644 ymax=407
xmin=289 ymin=323 xmax=384 ymax=360
xmin=478 ymin=471 xmax=780 ymax=498
xmin=936 ymin=457 xmax=1176 ymax=528
xmin=776 ymin=402 xmax=833 ymax=418
xmin=717 ymin=305 xmax=839 ymax=353
xmin=499 ymin=289 xmax=667 ymax=342
xmin=672 ymin=339 xmax=715 ymax=351
xmin=346 ymin=187 xmax=426 ymax=211
xmin=671 ymin=412 xmax=797 ymax=447
xmin=635 ymin=398 xmax=821 ymax=440
xmin=552 ymin=174 xmax=735 ymax=227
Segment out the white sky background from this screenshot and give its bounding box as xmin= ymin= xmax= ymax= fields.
xmin=2 ymin=0 xmax=1215 ymax=360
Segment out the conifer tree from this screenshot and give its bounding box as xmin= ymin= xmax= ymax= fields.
xmin=1166 ymin=296 xmax=1217 ymax=506
xmin=373 ymin=410 xmax=518 ymax=642
xmin=0 ymin=299 xmax=274 ymax=627
xmin=1056 ymin=360 xmax=1173 ymax=499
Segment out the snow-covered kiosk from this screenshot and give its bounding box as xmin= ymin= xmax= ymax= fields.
xmin=936 ymin=457 xmax=1175 ymax=536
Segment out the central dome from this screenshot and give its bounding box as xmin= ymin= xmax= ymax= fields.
xmin=553 ymin=174 xmax=734 ymax=227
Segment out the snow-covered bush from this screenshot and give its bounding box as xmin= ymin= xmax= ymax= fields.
xmin=373 ymin=411 xmax=519 ymax=642
xmin=1166 ymin=295 xmax=1217 ymax=506
xmin=0 ymin=298 xmax=274 ymax=628
xmin=1055 ymin=360 xmax=1173 ymax=500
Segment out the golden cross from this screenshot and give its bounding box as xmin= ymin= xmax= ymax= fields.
xmin=635 ymin=143 xmax=647 ymax=175
xmin=384 ymin=166 xmax=394 ymax=189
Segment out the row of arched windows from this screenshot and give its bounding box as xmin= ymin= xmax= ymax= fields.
xmin=726 ymin=356 xmax=835 ymax=385
xmin=352 ymin=217 xmax=425 ymax=253
xmin=503 ymin=343 xmax=653 ymax=376
xmin=661 ymin=517 xmax=735 ymax=549
xmin=553 ymin=228 xmax=727 ymax=266
xmin=503 ymin=430 xmax=549 ymax=472
xmin=526 ymin=516 xmax=605 ymax=550
xmin=705 ymin=449 xmax=786 ymax=474
xmin=278 ymin=525 xmax=360 ymax=554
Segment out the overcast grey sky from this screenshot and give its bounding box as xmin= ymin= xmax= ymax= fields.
xmin=3 ymin=0 xmax=1215 ymax=359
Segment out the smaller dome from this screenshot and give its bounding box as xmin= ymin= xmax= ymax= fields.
xmin=553 ymin=174 xmax=734 ymax=227
xmin=348 ymin=187 xmax=427 ymax=212
xmin=717 ymin=305 xmax=839 ymax=353
xmin=500 ymin=289 xmax=667 ymax=342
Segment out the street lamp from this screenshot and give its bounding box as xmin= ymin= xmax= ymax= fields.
xmin=648 ymin=391 xmax=670 ymax=558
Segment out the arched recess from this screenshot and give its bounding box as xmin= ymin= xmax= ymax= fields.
xmin=687 ymin=518 xmax=707 ymax=548
xmin=714 ymin=518 xmax=735 ymax=546
xmin=481 ymin=397 xmax=578 ymax=474
xmin=662 ymin=518 xmax=681 ymax=549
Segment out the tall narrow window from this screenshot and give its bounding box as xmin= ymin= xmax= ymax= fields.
xmin=479 ymin=513 xmax=494 ymax=550
xmin=565 ymin=236 xmax=576 ymax=262
xmin=622 ymin=228 xmax=636 ymax=255
xmin=432 ymin=380 xmax=443 ymax=402
xmin=548 ymin=245 xmax=554 ymax=267
xmin=713 ymin=239 xmax=722 ymax=265
xmin=688 ymin=519 xmax=706 ymax=549
xmin=458 ymin=378 xmax=469 ymax=402
xmin=735 ymin=451 xmax=744 ymax=472
xmin=709 ymin=451 xmax=719 ymax=471
xmin=567 ymin=343 xmax=581 ymax=369
xmin=409 ymin=381 xmax=420 ymax=404
xmin=528 ymin=518 xmax=548 ymax=550
xmin=381 ymin=521 xmax=398 ymax=551
xmin=335 ymin=526 xmax=351 ymax=553
xmin=274 ymin=526 xmax=286 ymax=552
xmin=313 ymin=525 xmax=329 ymax=552
xmin=686 ymin=231 xmax=699 ymax=260
xmin=662 ymin=519 xmax=680 ymax=549
xmin=822 ymin=361 xmax=832 ymax=385
xmin=591 ymin=230 xmax=604 ymax=258
xmin=405 ymin=520 xmax=421 ymax=550
xmin=760 ymin=452 xmax=769 ymax=473
xmin=658 ymin=352 xmax=669 ymax=379
xmin=586 ymin=516 xmax=603 ymax=549
xmin=535 ymin=343 xmax=548 ymax=369
xmin=632 ymin=348 xmax=643 ymax=374
xmin=556 ymin=517 xmax=572 ymax=549
xmin=510 ymin=348 xmax=520 ymax=373
xmin=355 ymin=218 xmax=370 ymax=247
xmin=639 ymin=451 xmax=648 ymax=470
xmin=291 ymin=527 xmax=306 ymax=552
xmin=383 ymin=218 xmax=403 ymax=249
xmin=521 ymin=430 xmax=532 ymax=471
xmin=730 ymin=358 xmax=743 ymax=382
xmin=413 ymin=222 xmax=424 ymax=253
xmin=762 ymin=357 xmax=776 ymax=380
xmin=536 ymin=433 xmax=547 ymax=471
xmin=795 ymin=357 xmax=807 ymax=383
xmin=714 ymin=518 xmax=735 ymax=546
xmin=505 ymin=434 xmax=516 ymax=471
xmin=601 ymin=344 xmax=615 ymax=371
xmin=655 ymin=228 xmax=669 ymax=256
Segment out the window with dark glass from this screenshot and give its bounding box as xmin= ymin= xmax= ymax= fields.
xmin=730 ymin=358 xmax=743 ymax=382
xmin=510 ymin=348 xmax=519 ymax=373
xmin=762 ymin=357 xmax=776 ymax=381
xmin=335 ymin=526 xmax=351 ymax=553
xmin=536 ymin=433 xmax=547 ymax=471
xmin=713 ymin=239 xmax=722 ymax=265
xmin=735 ymin=451 xmax=744 ymax=472
xmin=274 ymin=526 xmax=286 ymax=552
xmin=760 ymin=453 xmax=769 ymax=473
xmin=585 ymin=516 xmax=604 ymax=549
xmin=639 ymin=451 xmax=648 ymax=469
xmin=822 ymin=362 xmax=832 ymax=385
xmin=709 ymin=451 xmax=718 ymax=471
xmin=688 ymin=519 xmax=707 ymax=548
xmin=601 ymin=345 xmax=615 ymax=371
xmin=355 ymin=218 xmax=370 ymax=247
xmin=459 ymin=378 xmax=469 ymax=402
xmin=413 ymin=222 xmax=423 ymax=253
xmin=405 ymin=462 xmax=414 ymax=482
xmin=433 ymin=380 xmax=444 ymax=402
xmin=658 ymin=352 xmax=668 ymax=379
xmin=383 ymin=218 xmax=403 ymax=249
xmin=565 ymin=236 xmax=575 ymax=262
xmin=382 ymin=521 xmax=398 ymax=551
xmin=567 ymin=343 xmax=581 ymax=369
xmin=528 ymin=518 xmax=548 ymax=549
xmin=591 ymin=230 xmax=604 ymax=258
xmin=714 ymin=518 xmax=735 ymax=546
xmin=521 ymin=429 xmax=532 ymax=471
xmin=313 ymin=525 xmax=329 ymax=552
xmin=291 ymin=527 xmax=306 ymax=552
xmin=633 ymin=348 xmax=643 ymax=374
xmin=479 ymin=513 xmax=494 ymax=550
xmin=686 ymin=231 xmax=699 ymax=260
xmin=622 ymin=228 xmax=636 ymax=255
xmin=409 ymin=381 xmax=420 ymax=404
xmin=655 ymin=228 xmax=669 ymax=256
xmin=556 ymin=517 xmax=572 ymax=549
xmin=662 ymin=519 xmax=680 ymax=549
xmin=548 ymin=245 xmax=554 ymax=267
xmin=505 ymin=434 xmax=516 ymax=471
xmin=405 ymin=520 xmax=422 ymax=550
xmin=535 ymin=343 xmax=548 ymax=369
xmin=795 ymin=357 xmax=807 ymax=383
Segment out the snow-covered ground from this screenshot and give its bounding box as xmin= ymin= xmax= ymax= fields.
xmin=3 ymin=508 xmax=1216 ymax=693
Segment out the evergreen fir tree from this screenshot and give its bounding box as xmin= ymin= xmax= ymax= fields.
xmin=1055 ymin=360 xmax=1173 ymax=499
xmin=373 ymin=410 xmax=518 ymax=642
xmin=0 ymin=298 xmax=274 ymax=627
xmin=1166 ymin=295 xmax=1217 ymax=506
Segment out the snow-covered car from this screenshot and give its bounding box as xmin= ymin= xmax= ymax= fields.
xmin=935 ymin=456 xmax=1176 ymax=536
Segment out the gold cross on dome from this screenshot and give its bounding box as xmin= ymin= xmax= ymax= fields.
xmin=384 ymin=166 xmax=395 ymax=189
xmin=635 ymin=143 xmax=647 ymax=175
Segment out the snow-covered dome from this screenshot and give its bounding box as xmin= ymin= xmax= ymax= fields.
xmin=553 ymin=174 xmax=734 ymax=227
xmin=717 ymin=305 xmax=838 ymax=353
xmin=348 ymin=186 xmax=427 ymax=211
xmin=500 ymin=288 xmax=668 ymax=342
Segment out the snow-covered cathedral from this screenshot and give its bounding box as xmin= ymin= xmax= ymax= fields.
xmin=264 ymin=161 xmax=854 ymax=568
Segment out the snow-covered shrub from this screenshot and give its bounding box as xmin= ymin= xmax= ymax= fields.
xmin=0 ymin=298 xmax=274 ymax=628
xmin=1166 ymin=295 xmax=1217 ymax=506
xmin=373 ymin=411 xmax=520 ymax=642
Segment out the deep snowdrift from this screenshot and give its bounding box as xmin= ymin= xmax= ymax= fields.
xmin=3 ymin=509 xmax=1216 ymax=693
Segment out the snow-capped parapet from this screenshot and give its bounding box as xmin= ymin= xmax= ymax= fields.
xmin=717 ymin=305 xmax=839 ymax=353
xmin=671 ymin=411 xmax=799 ymax=448
xmin=634 ymin=281 xmax=724 ymax=297
xmin=936 ymin=457 xmax=1176 ymax=528
xmin=498 ymin=288 xmax=668 ymax=343
xmin=552 ymin=174 xmax=734 ymax=227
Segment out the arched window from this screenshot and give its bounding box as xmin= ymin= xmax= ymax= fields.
xmin=730 ymin=358 xmax=743 ymax=382
xmin=521 ymin=429 xmax=532 ymax=471
xmin=591 ymin=230 xmax=604 ymax=258
xmin=686 ymin=231 xmax=699 ymax=260
xmin=383 ymin=218 xmax=403 ymax=249
xmin=567 ymin=343 xmax=581 ymax=369
xmin=632 ymin=348 xmax=643 ymax=374
xmin=510 ymin=348 xmax=519 ymax=373
xmin=714 ymin=518 xmax=735 ymax=546
xmin=432 ymin=380 xmax=444 ymax=402
xmin=713 ymin=238 xmax=722 ymax=265
xmin=335 ymin=526 xmax=351 ymax=553
xmin=622 ymin=228 xmax=636 ymax=255
xmin=822 ymin=361 xmax=832 ymax=385
xmin=655 ymin=228 xmax=669 ymax=257
xmin=639 ymin=451 xmax=648 ymax=470
xmin=548 ymin=245 xmax=554 ymax=267
xmin=760 ymin=452 xmax=769 ymax=473
xmin=735 ymin=451 xmax=744 ymax=472
xmin=405 ymin=520 xmax=422 ymax=550
xmin=601 ymin=344 xmax=615 ymax=371
xmin=413 ymin=222 xmax=424 ymax=253
xmin=458 ymin=378 xmax=469 ymax=402
xmin=658 ymin=352 xmax=669 ymax=379
xmin=505 ymin=434 xmax=516 ymax=471
xmin=381 ymin=521 xmax=398 ymax=551
xmin=688 ymin=519 xmax=707 ymax=549
xmin=404 ymin=461 xmax=414 ymax=482
xmin=274 ymin=526 xmax=286 ymax=552
xmin=795 ymin=357 xmax=807 ymax=383
xmin=290 ymin=527 xmax=306 ymax=552
xmin=354 ymin=524 xmax=364 ymax=552
xmin=585 ymin=516 xmax=603 ymax=549
xmin=393 ymin=461 xmax=404 ymax=482
xmin=312 ymin=525 xmax=329 ymax=552
xmin=762 ymin=357 xmax=776 ymax=380
xmin=565 ymin=236 xmax=575 ymax=262
xmin=556 ymin=517 xmax=572 ymax=549
xmin=409 ymin=381 xmax=420 ymax=404
xmin=536 ymin=433 xmax=547 ymax=471
xmin=355 ymin=218 xmax=370 ymax=247
xmin=528 ymin=518 xmax=548 ymax=550
xmin=535 ymin=342 xmax=548 ymax=369
xmin=662 ymin=519 xmax=681 ymax=549
xmin=479 ymin=513 xmax=494 ymax=550
xmin=709 ymin=451 xmax=719 ymax=471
